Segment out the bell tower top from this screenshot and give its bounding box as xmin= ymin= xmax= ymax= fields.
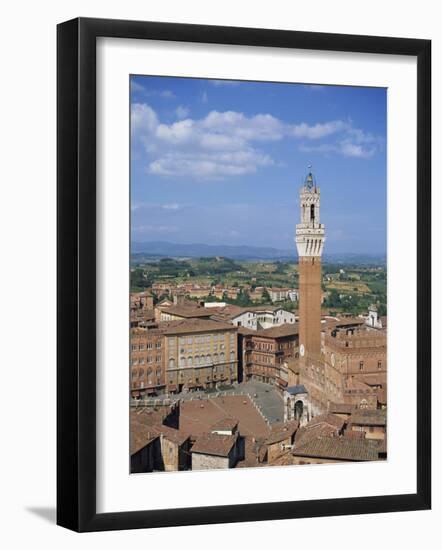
xmin=304 ymin=164 xmax=316 ymax=191
xmin=295 ymin=166 xmax=325 ymax=258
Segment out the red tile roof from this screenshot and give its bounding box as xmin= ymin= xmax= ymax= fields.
xmin=293 ymin=436 xmax=380 ymax=461
xmin=191 ymin=433 xmax=237 ymax=457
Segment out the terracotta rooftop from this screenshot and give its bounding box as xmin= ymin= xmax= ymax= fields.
xmin=236 ymin=436 xmax=267 ymax=468
xmin=293 ymin=436 xmax=380 ymax=462
xmin=160 ymin=305 xmax=213 ymax=318
xmin=294 ymin=415 xmax=345 ymax=448
xmin=306 ymin=414 xmax=346 ymax=431
xmin=266 ymin=420 xmax=299 ymax=445
xmin=254 ymin=323 xmax=299 ymax=338
xmin=328 ymin=403 xmax=358 ymax=415
xmin=324 ymin=317 xmax=365 ymax=328
xmin=130 ymin=409 xmax=163 ymax=455
xmin=151 ymin=424 xmax=191 ymax=445
xmin=236 ymin=326 xmax=257 ymax=336
xmin=191 ymin=433 xmax=237 ymax=457
xmin=349 ymin=409 xmax=387 ymax=427
xmin=161 ymin=318 xmax=237 ymax=335
xmin=211 ymin=417 xmax=239 ymax=432
xmin=267 ymin=449 xmax=298 ymax=467
xmin=180 ymin=395 xmax=270 ymax=439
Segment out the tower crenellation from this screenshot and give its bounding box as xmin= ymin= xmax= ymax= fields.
xmin=295 ymin=169 xmax=325 ymax=258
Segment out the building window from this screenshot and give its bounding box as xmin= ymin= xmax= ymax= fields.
xmin=359 ymin=361 xmax=364 ymax=370
xmin=378 ymin=361 xmax=382 ymax=369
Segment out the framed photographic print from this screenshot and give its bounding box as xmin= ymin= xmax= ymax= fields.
xmin=57 ymin=18 xmax=431 ymax=532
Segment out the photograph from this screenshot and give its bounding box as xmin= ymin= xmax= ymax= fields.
xmin=129 ymin=75 xmax=388 ymax=473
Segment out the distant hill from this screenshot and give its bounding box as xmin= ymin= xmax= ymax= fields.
xmin=132 ymin=241 xmax=294 ymax=260
xmin=131 ymin=241 xmax=386 ymax=264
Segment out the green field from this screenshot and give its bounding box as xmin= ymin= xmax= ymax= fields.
xmin=130 ymin=256 xmax=386 ymax=316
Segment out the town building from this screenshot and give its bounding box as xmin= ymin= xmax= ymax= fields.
xmin=291 ymin=436 xmax=383 ymax=464
xmin=163 ymin=318 xmax=238 ymax=393
xmin=191 ymin=432 xmax=240 ymax=470
xmin=156 ymin=304 xmax=214 ymax=322
xmin=211 ymin=304 xmax=296 ymax=331
xmin=130 ymin=325 xmax=166 ymax=397
xmin=265 ymin=420 xmax=299 ymax=463
xmin=267 ymin=287 xmax=292 ymax=302
xmin=242 ymin=324 xmax=299 ymax=388
xmin=347 ymin=409 xmax=387 ymax=440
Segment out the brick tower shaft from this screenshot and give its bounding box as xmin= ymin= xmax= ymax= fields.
xmin=298 ymin=257 xmax=322 ymax=356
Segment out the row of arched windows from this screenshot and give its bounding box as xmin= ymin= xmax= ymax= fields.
xmin=170 ymin=351 xmax=235 ymax=369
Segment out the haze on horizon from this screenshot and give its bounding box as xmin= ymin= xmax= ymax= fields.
xmin=131 ymin=76 xmax=387 ymax=255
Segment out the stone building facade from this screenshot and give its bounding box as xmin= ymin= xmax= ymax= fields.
xmin=130 ymin=325 xmax=166 ymax=397
xmin=163 ymin=319 xmax=238 ymax=393
xmin=243 ymin=324 xmax=299 ymax=388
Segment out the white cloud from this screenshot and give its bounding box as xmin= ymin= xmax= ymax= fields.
xmin=161 ymin=203 xmax=182 ymax=210
xmin=175 ymin=105 xmax=190 ymax=119
xmin=291 ymin=120 xmax=347 ymax=140
xmin=305 ymin=84 xmax=325 ymax=91
xmin=131 ymin=102 xmax=382 ymax=179
xmin=130 ymin=81 xmax=175 ymax=99
xmin=149 ymin=150 xmax=273 ymax=179
xmin=132 ymin=224 xmax=178 ymax=233
xmin=210 ymin=80 xmax=240 ymax=87
xmin=131 ymin=103 xmax=158 ymax=134
xmin=340 ymin=142 xmax=375 ymax=158
xmin=300 ymin=139 xmax=376 ymax=158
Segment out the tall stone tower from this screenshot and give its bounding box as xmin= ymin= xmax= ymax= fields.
xmin=295 ymin=167 xmax=325 ymax=359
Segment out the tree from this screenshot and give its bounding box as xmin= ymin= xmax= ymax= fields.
xmin=261 ymin=288 xmax=272 ymax=304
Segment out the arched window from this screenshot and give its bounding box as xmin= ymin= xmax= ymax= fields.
xmin=295 ymin=400 xmax=304 ymax=420
xmin=220 ymin=352 xmax=225 ymax=363
xmin=180 ymin=357 xmax=186 ymax=367
xmin=188 ymin=356 xmax=193 ymax=366
xmin=213 ymin=353 xmax=218 ymax=364
xmin=310 ymin=204 xmax=315 ymax=221
xmin=194 ymin=355 xmax=199 ymax=366
xmin=169 ymin=358 xmax=175 ymax=369
xmin=230 ymin=351 xmax=235 ymax=362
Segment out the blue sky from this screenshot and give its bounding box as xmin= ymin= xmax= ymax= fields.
xmin=130 ymin=76 xmax=386 ymax=254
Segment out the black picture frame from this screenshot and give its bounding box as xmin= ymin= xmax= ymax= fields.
xmin=57 ymin=17 xmax=431 ymax=532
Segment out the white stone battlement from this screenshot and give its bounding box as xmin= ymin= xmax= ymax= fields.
xmin=295 ymin=172 xmax=325 ymax=258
